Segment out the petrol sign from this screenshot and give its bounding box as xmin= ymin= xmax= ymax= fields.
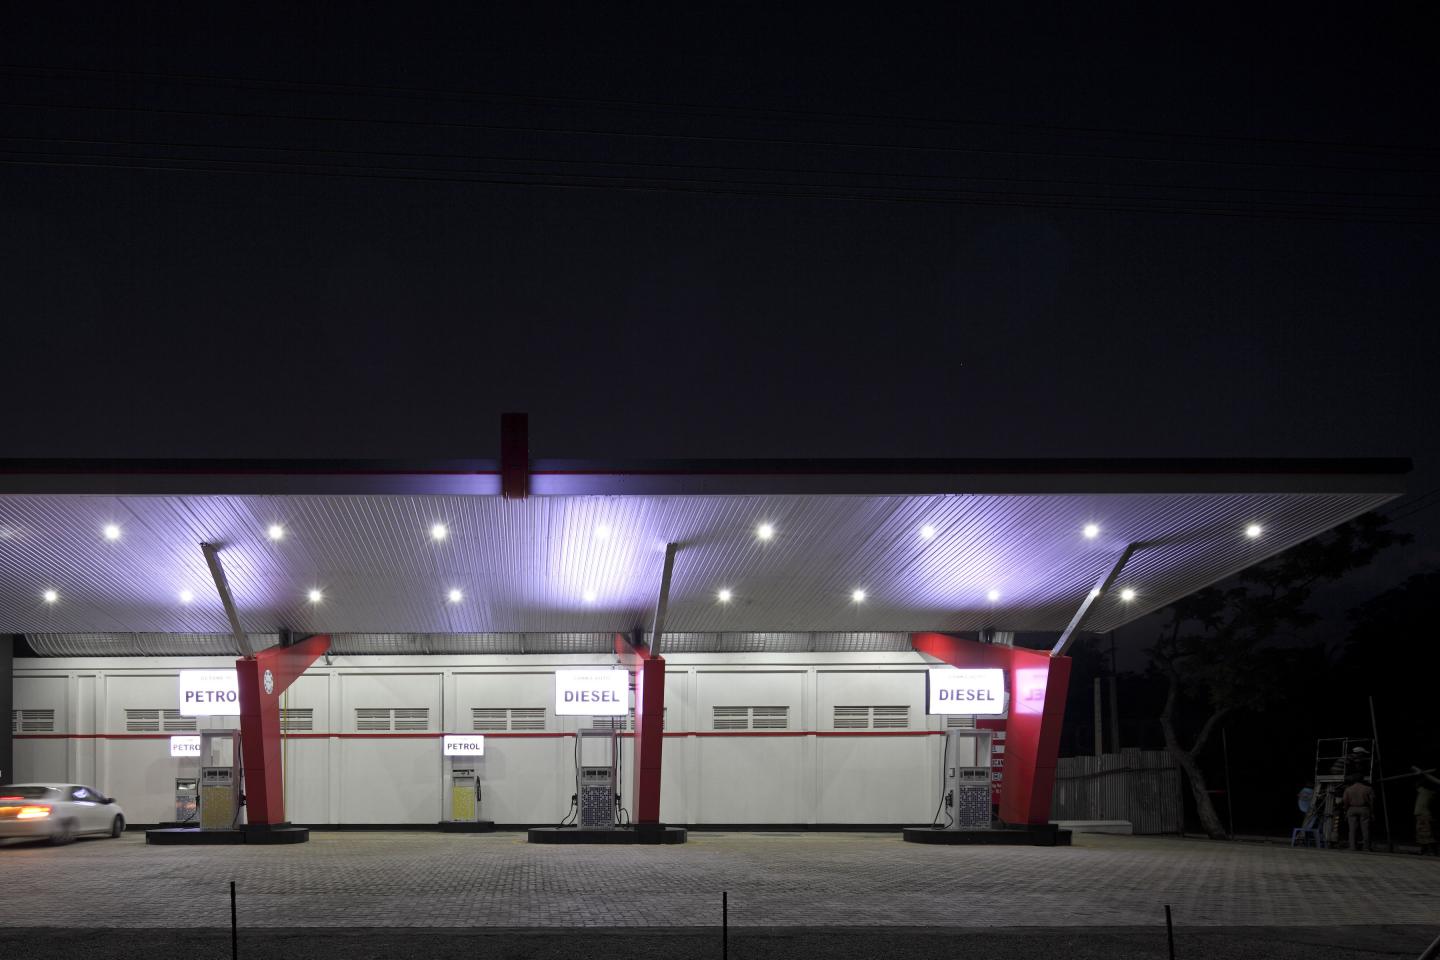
xmin=178 ymin=669 xmax=240 ymax=717
xmin=443 ymin=735 xmax=485 ymax=757
xmin=169 ymin=735 xmax=201 ymax=757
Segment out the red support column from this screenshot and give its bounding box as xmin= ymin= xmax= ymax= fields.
xmin=615 ymin=633 xmax=666 ymax=824
xmin=235 ymin=634 xmax=331 ymax=826
xmin=912 ymin=632 xmax=1072 ymax=826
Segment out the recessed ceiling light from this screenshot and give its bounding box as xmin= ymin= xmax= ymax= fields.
xmin=1120 ymin=588 xmax=1137 ymax=602
xmin=851 ymin=589 xmax=867 ymax=603
xmin=42 ymin=589 xmax=58 ymax=604
xmin=756 ymin=522 xmax=775 ymax=541
xmin=1083 ymin=523 xmax=1100 ymax=539
xmin=447 ymin=588 xmax=463 ymax=604
xmin=717 ymin=588 xmax=733 ymax=603
xmin=583 ymin=588 xmax=598 ymax=603
xmin=179 ymin=589 xmax=194 ymax=604
xmin=267 ymin=524 xmax=285 ymax=541
xmin=594 ymin=524 xmax=611 ymax=540
xmin=103 ymin=524 xmax=121 ymax=541
xmin=307 ymin=588 xmax=323 ymax=603
xmin=1245 ymin=523 xmax=1263 ymax=539
xmin=987 ymin=589 xmax=1001 ymax=603
xmin=920 ymin=524 xmax=937 ymax=540
xmin=430 ymin=523 xmax=449 ymax=541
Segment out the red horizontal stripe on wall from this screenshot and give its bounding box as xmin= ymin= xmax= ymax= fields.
xmin=14 ymin=729 xmax=952 ymax=740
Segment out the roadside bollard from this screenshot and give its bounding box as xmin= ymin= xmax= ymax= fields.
xmin=231 ymin=880 xmax=238 ymax=960
xmin=1164 ymin=904 xmax=1175 ymax=959
xmin=722 ymin=891 xmax=728 ymax=960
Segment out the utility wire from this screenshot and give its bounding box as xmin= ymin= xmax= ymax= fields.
xmin=3 ymin=61 xmax=1436 ymax=157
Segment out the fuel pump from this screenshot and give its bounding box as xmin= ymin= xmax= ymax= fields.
xmin=197 ymin=729 xmax=242 ymax=830
xmin=941 ymin=729 xmax=994 ymax=830
xmin=577 ymin=726 xmax=619 ymax=829
xmin=440 ymin=735 xmax=494 ymax=831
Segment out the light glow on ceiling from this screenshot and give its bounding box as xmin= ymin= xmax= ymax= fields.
xmin=920 ymin=524 xmax=936 ymax=540
xmin=430 ymin=523 xmax=448 ymax=541
xmin=1245 ymin=523 xmax=1264 ymax=539
xmin=582 ymin=587 xmax=597 ymax=603
xmin=1120 ymin=588 xmax=1137 ymax=602
xmin=179 ymin=589 xmax=194 ymax=604
xmin=986 ymin=589 xmax=1001 ymax=603
xmin=594 ymin=524 xmax=611 ymax=540
xmin=851 ymin=589 xmax=867 ymax=603
xmin=42 ymin=589 xmax=58 ymax=604
xmin=756 ymin=522 xmax=775 ymax=541
xmin=103 ymin=524 xmax=121 ymax=541
xmin=447 ymin=588 xmax=463 ymax=604
xmin=307 ymin=588 xmax=323 ymax=603
xmin=267 ymin=524 xmax=285 ymax=541
xmin=717 ymin=588 xmax=733 ymax=603
xmin=1083 ymin=523 xmax=1100 ymax=539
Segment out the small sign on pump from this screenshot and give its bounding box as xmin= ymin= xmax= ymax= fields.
xmin=926 ymin=667 xmax=1006 ymax=715
xmin=554 ymin=669 xmax=628 ymax=716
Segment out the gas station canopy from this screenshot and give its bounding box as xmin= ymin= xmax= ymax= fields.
xmin=0 ymin=456 xmax=1408 ymax=652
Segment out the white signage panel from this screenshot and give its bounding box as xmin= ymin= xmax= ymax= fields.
xmin=169 ymin=735 xmax=202 ymax=757
xmin=926 ymin=667 xmax=1006 ymax=715
xmin=443 ymin=735 xmax=486 ymax=757
xmin=178 ymin=669 xmax=240 ymax=716
xmin=554 ymin=669 xmax=628 ymax=716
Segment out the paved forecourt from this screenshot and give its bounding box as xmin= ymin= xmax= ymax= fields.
xmin=2 ymin=831 xmax=1438 ymax=930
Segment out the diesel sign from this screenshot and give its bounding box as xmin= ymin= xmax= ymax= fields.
xmin=926 ymin=667 xmax=1006 ymax=716
xmin=554 ymin=669 xmax=628 ymax=716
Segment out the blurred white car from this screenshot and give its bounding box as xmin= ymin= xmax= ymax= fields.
xmin=0 ymin=784 xmax=126 ymax=844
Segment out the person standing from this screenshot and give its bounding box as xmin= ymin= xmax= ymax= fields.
xmin=1343 ymin=777 xmax=1375 ymax=852
xmin=1414 ymin=767 xmax=1439 ymax=856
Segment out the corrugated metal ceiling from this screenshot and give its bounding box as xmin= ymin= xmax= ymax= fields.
xmin=0 ymin=488 xmax=1396 ymax=642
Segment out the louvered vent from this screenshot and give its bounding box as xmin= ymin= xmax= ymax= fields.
xmin=589 ymin=709 xmax=665 ymax=731
xmin=354 ymin=707 xmax=431 ymax=731
xmin=12 ymin=709 xmax=55 ymax=733
xmin=280 ymin=708 xmax=314 ymax=732
xmin=833 ymin=705 xmax=909 ymax=729
xmin=125 ymin=708 xmax=160 ymax=732
xmin=714 ymin=706 xmax=788 ymax=730
xmin=471 ymin=707 xmax=546 ymax=732
xmin=946 ymin=715 xmax=978 ymax=730
xmin=872 ymin=706 xmax=909 ymax=729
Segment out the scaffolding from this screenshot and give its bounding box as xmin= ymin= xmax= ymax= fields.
xmin=1302 ymin=737 xmax=1374 ymax=844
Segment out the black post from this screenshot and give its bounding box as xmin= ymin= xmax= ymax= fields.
xmin=1222 ymin=728 xmax=1235 ymax=838
xmin=0 ymin=637 xmax=14 ymax=786
xmin=1164 ymin=904 xmax=1175 ymax=959
xmin=230 ymin=880 xmax=237 ymax=960
xmin=1369 ymin=696 xmax=1394 ymax=853
xmin=722 ymin=891 xmax=728 ymax=960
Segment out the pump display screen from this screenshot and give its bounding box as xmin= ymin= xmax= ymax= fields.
xmin=554 ymin=669 xmax=628 ymax=715
xmin=926 ymin=667 xmax=1006 ymax=715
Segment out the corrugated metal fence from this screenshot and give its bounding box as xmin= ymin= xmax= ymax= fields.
xmin=1052 ymin=749 xmax=1185 ymax=834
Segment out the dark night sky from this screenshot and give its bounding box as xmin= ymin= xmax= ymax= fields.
xmin=3 ymin=3 xmax=1437 ymax=614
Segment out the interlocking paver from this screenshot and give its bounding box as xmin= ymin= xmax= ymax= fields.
xmin=1 ymin=832 xmax=1436 ymax=928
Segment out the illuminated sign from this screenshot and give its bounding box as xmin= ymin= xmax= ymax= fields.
xmin=178 ymin=669 xmax=240 ymax=716
xmin=926 ymin=667 xmax=1006 ymax=715
xmin=443 ymin=735 xmax=485 ymax=757
xmin=554 ymin=669 xmax=628 ymax=716
xmin=169 ymin=735 xmax=201 ymax=757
